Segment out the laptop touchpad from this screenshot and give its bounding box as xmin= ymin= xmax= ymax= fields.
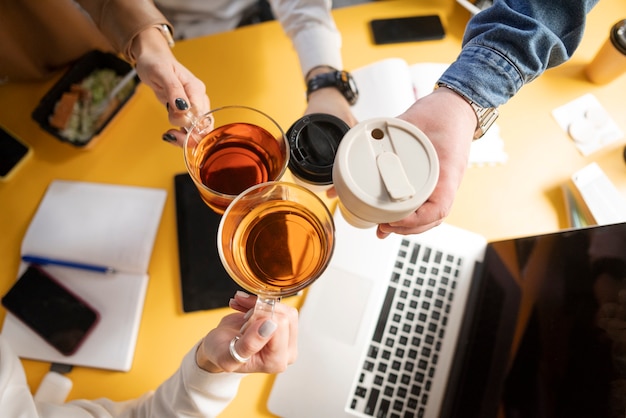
xmin=307 ymin=268 xmax=374 ymax=346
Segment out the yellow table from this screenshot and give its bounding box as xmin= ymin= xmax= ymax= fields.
xmin=1 ymin=0 xmax=625 ymax=416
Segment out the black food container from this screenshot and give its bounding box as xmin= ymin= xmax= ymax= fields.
xmin=31 ymin=50 xmax=139 ymax=148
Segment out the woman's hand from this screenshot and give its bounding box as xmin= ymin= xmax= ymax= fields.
xmin=131 ymin=26 xmax=210 ymax=147
xmin=196 ymin=292 xmax=298 ymax=374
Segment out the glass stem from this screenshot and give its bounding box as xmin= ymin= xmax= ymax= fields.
xmin=254 ymin=295 xmax=279 ymax=319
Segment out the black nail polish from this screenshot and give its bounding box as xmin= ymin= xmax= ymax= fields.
xmin=175 ymin=98 xmax=189 ymax=111
xmin=162 ymin=133 xmax=176 ymax=143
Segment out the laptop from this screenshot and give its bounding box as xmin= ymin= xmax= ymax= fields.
xmin=268 ymin=209 xmax=626 ymax=418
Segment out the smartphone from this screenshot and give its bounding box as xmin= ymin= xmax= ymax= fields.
xmin=0 ymin=125 xmax=32 ymax=182
xmin=1 ymin=265 xmax=100 ymax=356
xmin=370 ymin=15 xmax=445 ymax=45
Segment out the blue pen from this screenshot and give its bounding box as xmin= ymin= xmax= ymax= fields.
xmin=21 ymin=255 xmax=116 ymax=274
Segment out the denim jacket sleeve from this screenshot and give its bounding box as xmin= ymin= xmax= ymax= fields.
xmin=438 ymin=0 xmax=599 ymax=108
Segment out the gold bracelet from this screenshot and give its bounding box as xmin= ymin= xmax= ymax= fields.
xmin=154 ymin=23 xmax=175 ymax=48
xmin=125 ymin=24 xmax=174 ymax=65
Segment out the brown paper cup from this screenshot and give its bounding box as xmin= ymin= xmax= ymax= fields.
xmin=585 ymin=19 xmax=626 ymax=85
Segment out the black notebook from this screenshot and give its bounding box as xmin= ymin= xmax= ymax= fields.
xmin=174 ymin=173 xmax=243 ymax=312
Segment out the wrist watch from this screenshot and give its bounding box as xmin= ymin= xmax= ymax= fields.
xmin=435 ymin=82 xmax=498 ymax=139
xmin=306 ymin=68 xmax=359 ymax=105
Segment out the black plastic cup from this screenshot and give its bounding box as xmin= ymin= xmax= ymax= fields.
xmin=286 ymin=113 xmax=350 ymax=191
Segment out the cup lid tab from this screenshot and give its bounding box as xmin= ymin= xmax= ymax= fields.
xmin=376 ymin=151 xmax=416 ymax=201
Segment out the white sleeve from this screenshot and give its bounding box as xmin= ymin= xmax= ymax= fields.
xmin=270 ymin=0 xmax=343 ymax=75
xmin=71 ymin=341 xmax=245 ymax=418
xmin=0 ymin=336 xmax=244 ymax=418
xmin=0 ymin=335 xmax=41 ymax=417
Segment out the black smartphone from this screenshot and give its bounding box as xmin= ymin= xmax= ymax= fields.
xmin=370 ymin=15 xmax=445 ymax=45
xmin=1 ymin=265 xmax=100 ymax=356
xmin=0 ymin=125 xmax=32 ymax=181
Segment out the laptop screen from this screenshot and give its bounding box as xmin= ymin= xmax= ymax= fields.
xmin=445 ymin=222 xmax=626 ymax=418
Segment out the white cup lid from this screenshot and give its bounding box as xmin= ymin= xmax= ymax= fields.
xmin=332 ymin=117 xmax=439 ymax=225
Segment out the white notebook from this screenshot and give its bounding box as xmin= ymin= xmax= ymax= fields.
xmin=350 ymin=58 xmax=508 ymax=166
xmin=1 ymin=180 xmax=166 ymax=371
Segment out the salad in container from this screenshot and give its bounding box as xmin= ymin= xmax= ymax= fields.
xmin=32 ymin=50 xmax=139 ymax=148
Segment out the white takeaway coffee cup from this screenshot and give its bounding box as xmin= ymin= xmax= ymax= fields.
xmin=332 ymin=117 xmax=439 ymax=228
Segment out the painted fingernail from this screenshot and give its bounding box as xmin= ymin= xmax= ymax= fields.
xmin=175 ymin=98 xmax=189 ymax=111
xmin=235 ymin=290 xmax=251 ymax=298
xmin=259 ymin=320 xmax=278 ymax=338
xmin=162 ymin=133 xmax=176 ymax=143
xmin=243 ymin=309 xmax=254 ymax=321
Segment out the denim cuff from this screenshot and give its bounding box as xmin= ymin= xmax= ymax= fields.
xmin=438 ymin=44 xmax=524 ymax=108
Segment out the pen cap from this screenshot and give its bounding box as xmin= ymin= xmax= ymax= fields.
xmin=287 ymin=113 xmax=350 ymax=190
xmin=333 ymin=117 xmax=439 ymax=228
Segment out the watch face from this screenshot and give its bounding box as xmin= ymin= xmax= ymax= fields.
xmin=339 ymin=71 xmax=359 ymax=105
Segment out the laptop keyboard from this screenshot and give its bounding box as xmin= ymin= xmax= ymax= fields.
xmin=348 ymin=239 xmax=463 ymax=418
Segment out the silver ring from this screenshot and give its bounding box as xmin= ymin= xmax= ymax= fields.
xmin=229 ymin=336 xmax=250 ymax=363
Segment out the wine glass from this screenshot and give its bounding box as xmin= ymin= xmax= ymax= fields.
xmin=183 ymin=105 xmax=289 ymax=214
xmin=217 ymin=181 xmax=335 ymax=317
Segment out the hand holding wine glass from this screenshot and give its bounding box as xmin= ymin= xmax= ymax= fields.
xmin=218 ymin=182 xmax=335 ymax=318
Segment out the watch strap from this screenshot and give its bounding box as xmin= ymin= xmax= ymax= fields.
xmin=306 ymin=68 xmax=358 ymax=105
xmin=435 ymin=82 xmax=498 ymax=139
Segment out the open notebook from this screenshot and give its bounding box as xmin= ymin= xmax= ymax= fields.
xmin=350 ymin=58 xmax=508 ymax=167
xmin=269 ymin=210 xmax=626 ymax=417
xmin=1 ymin=180 xmax=166 ymax=371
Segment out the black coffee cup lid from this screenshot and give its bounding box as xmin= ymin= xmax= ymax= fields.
xmin=287 ymin=113 xmax=349 ymax=185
